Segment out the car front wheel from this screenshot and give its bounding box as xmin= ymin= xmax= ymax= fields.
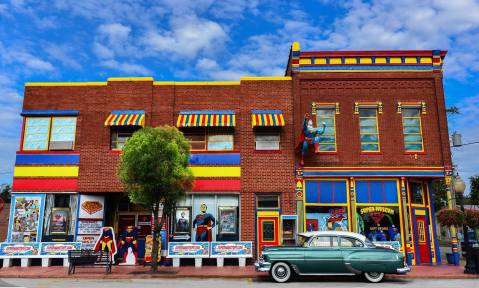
xmin=270 ymin=262 xmax=292 ymax=283
xmin=363 ymin=272 xmax=385 ymax=283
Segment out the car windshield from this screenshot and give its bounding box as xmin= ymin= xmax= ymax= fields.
xmin=297 ymin=235 xmax=310 ymax=247
xmin=364 ymin=238 xmax=376 ymax=248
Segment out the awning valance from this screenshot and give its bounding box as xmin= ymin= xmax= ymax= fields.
xmin=251 ymin=110 xmax=285 ymax=127
xmin=104 ymin=110 xmax=145 ymax=127
xmin=176 ymin=110 xmax=236 ymax=127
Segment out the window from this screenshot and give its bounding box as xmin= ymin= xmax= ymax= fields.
xmin=409 ymin=182 xmax=424 ymax=205
xmin=340 ymin=237 xmax=364 ymax=248
xmin=183 ymin=128 xmax=234 ymax=151
xmin=23 ymin=117 xmax=77 ymax=151
xmin=255 ymin=131 xmax=280 ymax=150
xmin=111 ymin=126 xmax=140 ymax=150
xmin=316 ymin=108 xmax=337 ymax=152
xmin=309 ymin=236 xmax=338 ymax=247
xmin=306 ymin=206 xmax=349 ymax=232
xmin=257 ymin=195 xmax=280 ymax=209
xmin=356 ymin=206 xmax=402 ymax=243
xmin=262 ymin=221 xmax=275 ymax=241
xmin=359 ymin=109 xmax=380 ymax=152
xmin=355 ymin=180 xmax=399 ymax=204
xmin=402 ymin=108 xmax=423 ymax=152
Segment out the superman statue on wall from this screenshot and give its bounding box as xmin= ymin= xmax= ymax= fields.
xmin=193 ymin=203 xmax=216 ymax=242
xmin=296 ymin=113 xmax=326 ymax=166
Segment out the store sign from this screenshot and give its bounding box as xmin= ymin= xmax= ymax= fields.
xmin=40 ymin=242 xmax=81 ymax=255
xmin=77 ymin=220 xmax=103 ymax=235
xmin=0 ymin=243 xmax=40 ymax=256
xmin=167 ymin=242 xmax=209 ymax=258
xmin=76 ymin=235 xmax=98 ymax=250
xmin=210 ymin=242 xmax=252 ymax=258
xmin=78 ymin=195 xmax=105 ymax=219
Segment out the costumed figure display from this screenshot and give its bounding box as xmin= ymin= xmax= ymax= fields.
xmin=94 ymin=227 xmax=117 ymax=257
xmin=296 ymin=113 xmax=326 ymax=166
xmin=119 ymin=225 xmax=138 ymax=265
xmin=193 ymin=203 xmax=216 ymax=242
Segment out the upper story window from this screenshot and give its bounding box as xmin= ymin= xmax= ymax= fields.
xmin=111 ymin=126 xmax=140 ymax=150
xmin=23 ymin=117 xmax=77 ymax=151
xmin=316 ymin=108 xmax=337 ymax=152
xmin=256 ymin=195 xmax=280 ymax=209
xmin=183 ymin=128 xmax=234 ymax=151
xmin=358 ymin=108 xmax=380 ymax=152
xmin=255 ymin=130 xmax=280 ymax=150
xmin=402 ymin=108 xmax=423 ymax=152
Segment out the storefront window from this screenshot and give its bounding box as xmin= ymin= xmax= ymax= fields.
xmin=356 ymin=206 xmax=401 ymax=243
xmin=257 ymin=195 xmax=280 ymax=209
xmin=42 ymin=193 xmax=78 ymax=242
xmin=306 ymin=206 xmax=349 ymax=232
xmin=409 ymin=182 xmax=424 ymax=205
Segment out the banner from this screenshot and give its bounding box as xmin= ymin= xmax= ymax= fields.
xmin=167 ymin=242 xmax=209 ymax=258
xmin=40 ymin=242 xmax=81 ymax=255
xmin=210 ymin=242 xmax=253 ymax=258
xmin=0 ymin=243 xmax=40 ymax=256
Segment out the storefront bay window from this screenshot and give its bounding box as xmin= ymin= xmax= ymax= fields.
xmin=42 ymin=193 xmax=78 ymax=242
xmin=304 ymin=179 xmax=349 ymax=232
xmin=355 ymin=179 xmax=403 ymax=248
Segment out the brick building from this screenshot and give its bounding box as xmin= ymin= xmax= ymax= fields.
xmin=7 ymin=42 xmax=451 ymax=266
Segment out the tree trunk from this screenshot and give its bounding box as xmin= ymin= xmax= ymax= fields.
xmin=151 ymin=201 xmax=160 ymax=272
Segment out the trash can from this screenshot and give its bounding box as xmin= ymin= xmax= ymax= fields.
xmin=446 ymin=253 xmax=454 ymax=264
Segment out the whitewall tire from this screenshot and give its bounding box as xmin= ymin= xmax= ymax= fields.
xmin=270 ymin=262 xmax=292 ymax=283
xmin=363 ymin=272 xmax=385 ymax=283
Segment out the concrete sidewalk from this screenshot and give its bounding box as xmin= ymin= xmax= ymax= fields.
xmin=0 ymin=264 xmax=477 ymax=280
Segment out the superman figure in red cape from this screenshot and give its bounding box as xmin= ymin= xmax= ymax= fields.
xmin=296 ymin=113 xmax=326 ymax=166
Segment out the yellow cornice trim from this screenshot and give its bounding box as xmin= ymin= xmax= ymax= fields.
xmin=240 ymin=76 xmax=292 ymax=81
xmin=107 ymin=77 xmax=154 ymax=82
xmin=25 ymin=82 xmax=107 ymax=87
xmin=153 ymin=81 xmax=240 ymax=86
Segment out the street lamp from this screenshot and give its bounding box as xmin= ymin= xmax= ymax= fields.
xmin=453 ymin=174 xmax=476 ymax=273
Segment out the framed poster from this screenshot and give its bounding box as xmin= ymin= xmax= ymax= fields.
xmin=174 ymin=207 xmax=191 ymax=234
xmin=78 ymin=194 xmax=105 ymax=219
xmin=8 ymin=194 xmax=45 ymax=242
xmin=218 ymin=206 xmax=237 ymax=234
xmin=50 ymin=208 xmax=69 ymax=235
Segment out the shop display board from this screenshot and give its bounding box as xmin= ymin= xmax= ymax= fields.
xmin=8 ymin=193 xmax=45 ymax=242
xmin=306 ymin=206 xmax=348 ymax=232
xmin=356 ymin=206 xmax=402 ymax=243
xmin=167 ymin=242 xmax=210 ymax=258
xmin=75 ymin=194 xmax=105 ymax=250
xmin=210 ymin=241 xmax=253 ymax=258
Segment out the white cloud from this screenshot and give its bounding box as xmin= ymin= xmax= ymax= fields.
xmin=100 ymin=59 xmax=152 ymax=75
xmin=44 ymin=43 xmax=82 ymax=70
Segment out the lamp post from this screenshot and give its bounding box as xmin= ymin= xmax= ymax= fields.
xmin=453 ymin=174 xmax=476 ymax=273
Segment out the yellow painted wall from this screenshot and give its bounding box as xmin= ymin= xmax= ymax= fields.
xmin=14 ymin=166 xmax=79 ymax=177
xmin=190 ymin=166 xmax=241 ymax=177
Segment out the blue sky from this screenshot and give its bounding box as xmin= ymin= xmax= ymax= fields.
xmin=1 ymin=0 xmax=479 ymax=192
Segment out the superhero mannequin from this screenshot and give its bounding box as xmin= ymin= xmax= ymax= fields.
xmin=193 ymin=203 xmax=216 ymax=242
xmin=296 ymin=113 xmax=326 ymax=166
xmin=119 ymin=225 xmax=138 ymax=264
xmin=94 ymin=227 xmax=117 ymax=257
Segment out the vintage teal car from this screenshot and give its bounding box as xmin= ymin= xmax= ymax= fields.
xmin=255 ymin=231 xmax=410 ymax=283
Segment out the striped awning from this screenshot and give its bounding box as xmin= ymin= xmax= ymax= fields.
xmin=251 ymin=110 xmax=285 ymax=127
xmin=176 ymin=110 xmax=236 ymax=127
xmin=104 ymin=110 xmax=145 ymax=127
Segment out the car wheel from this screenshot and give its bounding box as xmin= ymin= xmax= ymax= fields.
xmin=270 ymin=262 xmax=292 ymax=283
xmin=363 ymin=272 xmax=385 ymax=283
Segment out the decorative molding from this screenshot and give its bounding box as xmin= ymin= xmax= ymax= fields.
xmin=397 ymin=101 xmax=427 ymax=114
xmin=312 ymin=102 xmax=341 ymax=115
xmin=354 ymin=102 xmax=382 ymax=114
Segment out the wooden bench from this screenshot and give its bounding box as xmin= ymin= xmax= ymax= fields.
xmin=67 ymin=250 xmax=112 ymax=274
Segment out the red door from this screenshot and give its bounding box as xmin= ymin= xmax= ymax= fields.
xmin=415 ymin=215 xmax=431 ymax=263
xmin=257 ymin=217 xmax=280 ymax=256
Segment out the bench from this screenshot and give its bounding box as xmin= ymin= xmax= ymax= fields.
xmin=67 ymin=250 xmax=112 ymax=274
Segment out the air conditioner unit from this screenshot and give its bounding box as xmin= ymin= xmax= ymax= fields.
xmin=49 ymin=141 xmax=74 ymax=150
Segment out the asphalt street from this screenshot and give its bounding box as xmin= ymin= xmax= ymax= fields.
xmin=0 ymin=278 xmax=478 ymax=288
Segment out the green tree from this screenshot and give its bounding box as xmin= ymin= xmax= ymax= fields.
xmin=469 ymin=175 xmax=479 ymax=207
xmin=432 ymin=179 xmax=448 ymax=211
xmin=118 ymin=126 xmax=194 ymax=272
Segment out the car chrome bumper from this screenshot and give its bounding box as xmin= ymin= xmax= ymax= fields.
xmin=396 ymin=265 xmax=411 ymax=274
xmin=254 ymin=261 xmax=272 ymax=272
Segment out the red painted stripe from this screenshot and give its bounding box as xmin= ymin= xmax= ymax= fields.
xmin=13 ymin=178 xmax=78 ymax=191
xmin=192 ymin=180 xmax=240 ymax=191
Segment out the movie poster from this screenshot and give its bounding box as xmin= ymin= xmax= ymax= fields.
xmin=356 ymin=206 xmax=402 ymax=242
xmin=305 ymin=206 xmax=348 ymax=232
xmin=9 ymin=194 xmax=44 ymax=242
xmin=50 ymin=208 xmax=69 ymax=235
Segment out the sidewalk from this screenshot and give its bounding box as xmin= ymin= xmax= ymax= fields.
xmin=0 ymin=264 xmax=477 ymax=280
